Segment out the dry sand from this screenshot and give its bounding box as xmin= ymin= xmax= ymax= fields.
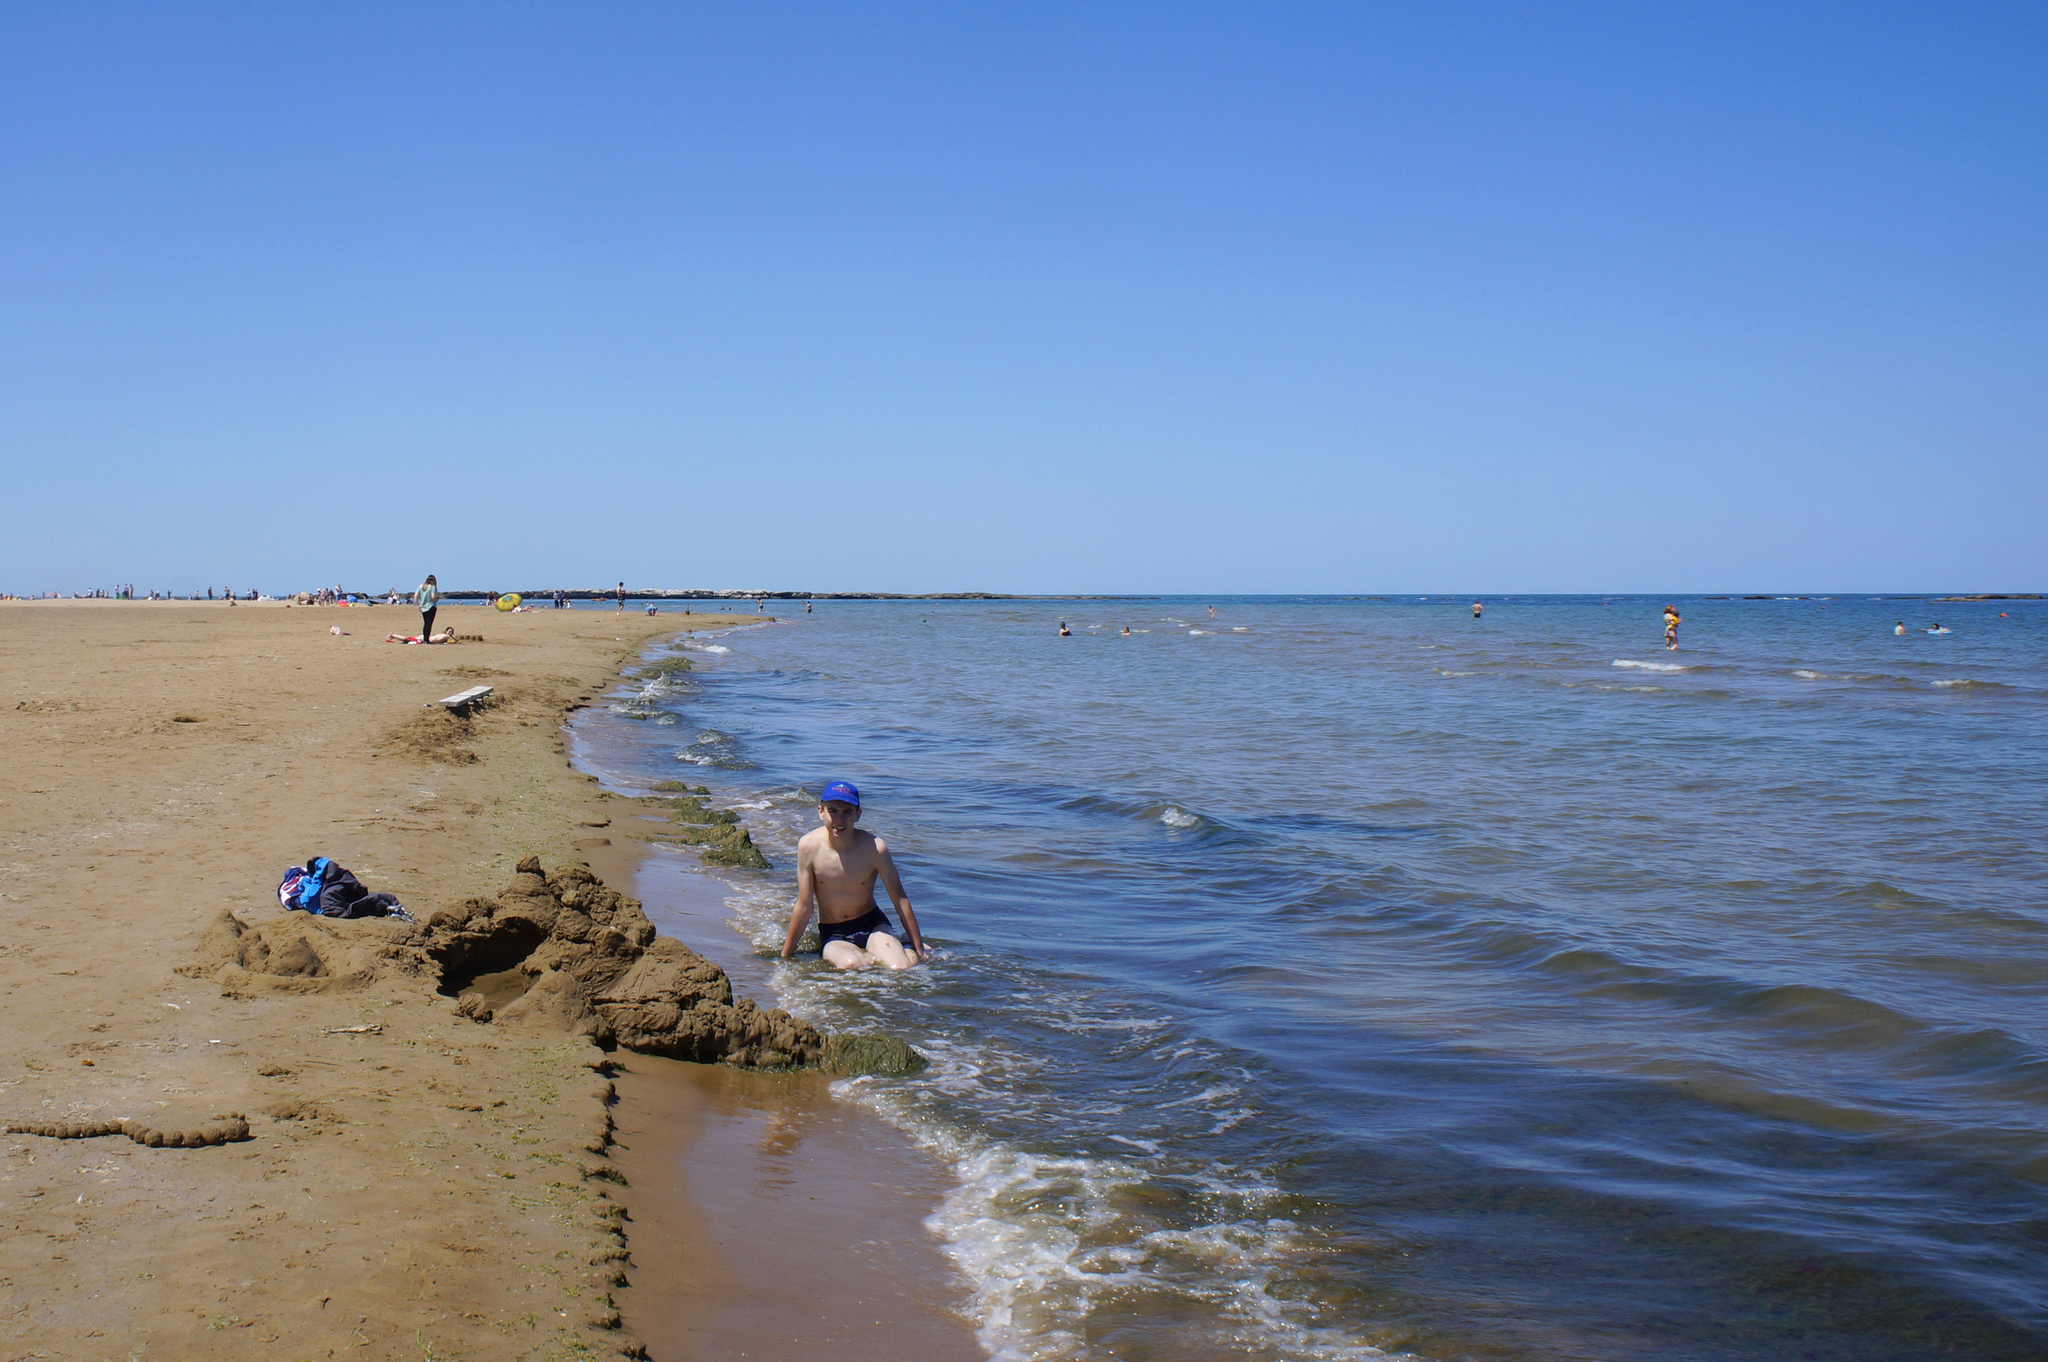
xmin=0 ymin=600 xmax=977 ymax=1360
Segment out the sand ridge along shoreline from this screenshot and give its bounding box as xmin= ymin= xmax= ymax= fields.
xmin=0 ymin=599 xmax=758 ymax=1358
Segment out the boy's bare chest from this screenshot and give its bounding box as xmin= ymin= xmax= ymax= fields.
xmin=813 ymin=845 xmax=879 ymax=886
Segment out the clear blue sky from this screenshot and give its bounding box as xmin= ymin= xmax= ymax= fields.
xmin=4 ymin=3 xmax=2042 ymax=595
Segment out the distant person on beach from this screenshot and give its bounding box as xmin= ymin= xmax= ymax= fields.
xmin=1663 ymin=604 xmax=1681 ymax=651
xmin=415 ymin=575 xmax=438 ymax=638
xmin=616 ymin=582 xmax=625 ymax=613
xmin=781 ymin=782 xmax=927 ymax=971
xmin=1059 ymin=621 xmax=1072 ymax=636
xmin=805 ymin=600 xmax=812 ymax=614
xmin=1472 ymin=601 xmax=1483 ymax=619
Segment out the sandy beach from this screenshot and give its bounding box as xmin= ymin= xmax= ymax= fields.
xmin=0 ymin=600 xmax=976 ymax=1360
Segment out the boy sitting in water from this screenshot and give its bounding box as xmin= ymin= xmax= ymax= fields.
xmin=780 ymin=781 xmax=928 ymax=970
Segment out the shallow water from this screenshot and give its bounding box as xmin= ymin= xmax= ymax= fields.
xmin=571 ymin=596 xmax=2048 ymax=1361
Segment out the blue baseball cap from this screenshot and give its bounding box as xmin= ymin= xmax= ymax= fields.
xmin=819 ymin=780 xmax=861 ymax=807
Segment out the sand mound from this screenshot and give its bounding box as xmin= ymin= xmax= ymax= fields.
xmin=6 ymin=1114 xmax=251 ymax=1147
xmin=186 ymin=858 xmax=856 ymax=1070
xmin=378 ymin=704 xmax=483 ymax=763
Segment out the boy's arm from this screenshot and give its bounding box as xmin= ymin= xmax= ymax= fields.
xmin=780 ymin=844 xmax=817 ymax=959
xmin=873 ymin=840 xmax=927 ymax=959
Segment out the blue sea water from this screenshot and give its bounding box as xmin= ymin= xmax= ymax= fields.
xmin=571 ymin=595 xmax=2048 ymax=1362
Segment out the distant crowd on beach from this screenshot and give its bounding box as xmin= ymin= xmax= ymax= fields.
xmin=4 ymin=586 xmax=265 ymax=601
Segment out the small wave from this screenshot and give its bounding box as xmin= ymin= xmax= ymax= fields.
xmin=922 ymin=1145 xmax=1402 ymax=1362
xmin=1157 ymin=1084 xmax=1241 ymax=1110
xmin=1436 ymin=669 xmax=1477 ymax=678
xmin=1792 ymin=669 xmax=1828 ymax=680
xmin=674 ymin=729 xmax=752 ymax=769
xmin=1826 ymin=880 xmax=1948 ymax=913
xmin=701 ymin=644 xmax=731 ymax=654
xmin=1159 ymin=805 xmax=1202 ymax=829
xmin=1932 ymin=679 xmax=2009 ymax=690
xmin=1612 ymin=659 xmax=1688 ymax=672
xmin=1188 ymin=629 xmax=1209 ymax=635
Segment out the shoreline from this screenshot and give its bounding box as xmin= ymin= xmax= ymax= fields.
xmin=0 ymin=601 xmax=737 ymax=1356
xmin=570 ymin=665 xmax=982 ymax=1361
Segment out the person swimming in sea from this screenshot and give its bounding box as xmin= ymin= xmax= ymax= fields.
xmin=1059 ymin=621 xmax=1072 ymax=636
xmin=1895 ymin=621 xmax=1906 ymax=635
xmin=1927 ymin=623 xmax=1951 ymax=635
xmin=1663 ymin=604 xmax=1681 ymax=651
xmin=1472 ymin=600 xmax=1483 ymax=619
xmin=780 ymin=781 xmax=928 ymax=971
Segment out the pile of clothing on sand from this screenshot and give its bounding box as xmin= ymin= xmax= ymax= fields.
xmin=277 ymin=857 xmax=414 ymax=921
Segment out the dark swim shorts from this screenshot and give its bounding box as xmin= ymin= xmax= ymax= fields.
xmin=817 ymin=905 xmax=897 ymax=952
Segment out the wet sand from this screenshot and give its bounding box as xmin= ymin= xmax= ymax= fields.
xmin=612 ymin=1060 xmax=981 ymax=1362
xmin=590 ymin=839 xmax=981 ymax=1360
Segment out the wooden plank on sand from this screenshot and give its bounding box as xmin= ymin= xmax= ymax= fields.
xmin=438 ymin=685 xmax=493 ymax=709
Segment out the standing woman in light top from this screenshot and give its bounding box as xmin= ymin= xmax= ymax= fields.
xmin=415 ymin=574 xmax=439 ymax=641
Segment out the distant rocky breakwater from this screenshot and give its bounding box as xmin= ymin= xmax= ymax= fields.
xmin=189 ymin=858 xmax=921 ymax=1077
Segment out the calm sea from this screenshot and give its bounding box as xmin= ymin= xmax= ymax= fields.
xmin=570 ymin=595 xmax=2047 ymax=1362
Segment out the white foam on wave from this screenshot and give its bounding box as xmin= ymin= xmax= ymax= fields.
xmin=1157 ymin=1085 xmax=1239 ymax=1111
xmin=1612 ymin=659 xmax=1687 ymax=672
xmin=701 ymin=644 xmax=731 ymax=654
xmin=1792 ymin=669 xmax=1829 ymax=680
xmin=901 ymin=1117 xmax=1403 ymax=1362
xmin=1159 ymin=805 xmax=1202 ymax=828
xmin=1188 ymin=629 xmax=1209 ymax=635
xmin=1436 ymin=669 xmax=1477 ymax=678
